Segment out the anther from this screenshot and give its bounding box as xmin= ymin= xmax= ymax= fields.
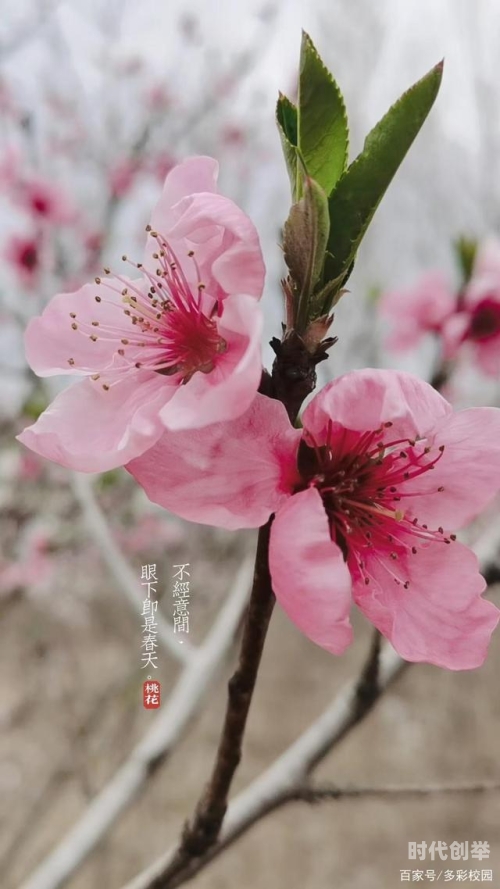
xmin=121 ymin=338 xmax=129 ymax=345
xmin=70 ymin=312 xmax=76 ymax=318
xmin=91 ymin=321 xmax=99 ymax=327
xmin=95 ymin=277 xmax=101 ymax=284
xmin=71 ymin=322 xmax=78 ymax=330
xmin=438 ymin=486 xmax=445 ymax=492
xmin=68 ymin=358 xmax=75 ymax=366
xmin=95 ymin=295 xmax=101 ymax=302
xmin=403 ymin=581 xmax=410 ymax=590
xmin=102 ymin=384 xmax=110 ymax=391
xmin=187 ymin=250 xmax=195 ymax=257
xmin=91 ymin=373 xmax=100 ymax=381
xmin=90 ymin=334 xmax=98 ymax=342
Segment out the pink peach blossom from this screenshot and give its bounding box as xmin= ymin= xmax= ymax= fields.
xmin=17 ymin=157 xmax=265 ymax=472
xmin=17 ymin=176 xmax=75 ymax=225
xmin=4 ymin=234 xmax=40 ymax=287
xmin=442 ymin=239 xmax=500 ymax=376
xmin=128 ymin=369 xmax=500 ymax=669
xmin=380 ymin=271 xmax=456 ymax=351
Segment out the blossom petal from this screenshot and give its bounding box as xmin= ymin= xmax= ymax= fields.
xmin=353 ymin=541 xmax=499 ymax=669
xmin=400 ymin=407 xmax=500 ymax=529
xmin=127 ymin=394 xmax=301 ymax=530
xmin=302 ymin=369 xmax=452 ymax=444
xmin=380 ymin=271 xmax=455 ymax=351
xmin=146 ymin=156 xmax=265 ymax=302
xmin=24 ymin=278 xmax=141 ymax=376
xmin=269 ymin=487 xmax=353 ymax=655
xmin=151 ymin=156 xmax=219 ymax=218
xmin=17 ymin=374 xmax=170 ymax=472
xmin=471 ymin=338 xmax=500 ymax=376
xmin=159 ymin=294 xmax=262 ymax=430
xmin=165 ymin=193 xmax=265 ymax=300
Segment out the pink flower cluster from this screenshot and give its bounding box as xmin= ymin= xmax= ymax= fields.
xmin=1 ymin=150 xmax=76 ymax=289
xmin=381 ymin=240 xmax=500 ymax=376
xmin=18 ymin=158 xmax=500 ymax=670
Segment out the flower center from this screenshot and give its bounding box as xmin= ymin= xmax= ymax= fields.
xmin=21 ymin=244 xmax=38 ymax=271
xmin=66 ymin=229 xmax=227 ymax=388
xmin=467 ymin=297 xmax=500 ymax=341
xmin=297 ymin=422 xmax=452 ymax=589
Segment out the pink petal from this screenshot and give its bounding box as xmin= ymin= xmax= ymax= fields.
xmin=303 ymin=369 xmax=452 ymax=445
xmin=152 ymin=156 xmax=219 ymax=217
xmin=159 ymin=294 xmax=262 ymax=430
xmin=269 ymin=488 xmax=353 ymax=655
xmin=353 ymin=541 xmax=499 ymax=669
xmin=163 ymin=192 xmax=265 ymax=300
xmin=127 ymin=394 xmax=301 ymax=530
xmin=24 ymin=278 xmax=142 ymax=376
xmin=472 ymin=337 xmax=500 ymax=377
xmin=146 ymin=156 xmax=265 ymax=302
xmin=400 ymin=407 xmax=500 ymax=529
xmin=17 ymin=374 xmax=170 ymax=472
xmin=380 ymin=271 xmax=455 ymax=351
xmin=441 ymin=312 xmax=469 ymax=360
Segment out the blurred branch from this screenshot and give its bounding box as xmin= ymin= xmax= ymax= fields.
xmin=19 ymin=554 xmax=254 ymax=889
xmin=71 ymin=472 xmax=194 ymax=664
xmin=121 ymin=519 xmax=500 ymax=889
xmin=287 ymin=780 xmax=500 ymax=803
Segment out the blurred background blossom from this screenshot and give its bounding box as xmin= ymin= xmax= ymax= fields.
xmin=2 ymin=2 xmax=500 ymax=888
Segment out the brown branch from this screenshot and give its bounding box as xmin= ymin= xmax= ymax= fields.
xmin=145 ymin=521 xmax=275 ymax=889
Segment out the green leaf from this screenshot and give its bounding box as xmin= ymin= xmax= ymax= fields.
xmin=454 ymin=235 xmax=477 ymax=286
xmin=276 ymin=93 xmax=298 ymax=198
xmin=298 ymin=32 xmax=349 ymax=197
xmin=283 ymin=175 xmax=330 ymax=330
xmin=325 ymin=60 xmax=444 ymax=290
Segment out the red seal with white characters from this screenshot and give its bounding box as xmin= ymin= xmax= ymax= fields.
xmin=143 ymin=678 xmax=161 ymax=709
